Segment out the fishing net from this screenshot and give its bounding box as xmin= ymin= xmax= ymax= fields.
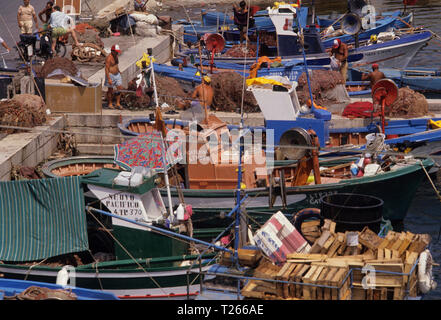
xmin=0 ymin=94 xmax=47 ymax=134
xmin=224 ymin=44 xmax=258 ymax=58
xmin=386 ymin=86 xmax=428 ymax=118
xmin=296 ymin=69 xmax=345 ymax=107
xmin=210 ymin=71 xmax=258 ymax=112
xmin=34 ymin=57 xmax=80 ymax=79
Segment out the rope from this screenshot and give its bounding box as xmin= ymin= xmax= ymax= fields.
xmin=86 ymin=208 xmax=168 ymax=294
xmin=419 ymin=160 xmax=441 ymax=202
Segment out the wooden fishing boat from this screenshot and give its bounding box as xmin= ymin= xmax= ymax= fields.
xmin=177 ymin=5 xmax=431 ymax=70
xmin=41 ymin=155 xmax=130 ymax=178
xmin=0 ymin=169 xmax=217 ymax=300
xmin=0 ymin=278 xmax=119 ymax=300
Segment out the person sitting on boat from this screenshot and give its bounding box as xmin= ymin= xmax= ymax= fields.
xmin=233 ymin=1 xmax=253 ymax=44
xmin=330 ymin=39 xmax=349 ymax=83
xmin=361 ymin=63 xmax=386 ymax=88
xmin=0 ymin=36 xmax=11 ymax=52
xmin=180 ymin=76 xmax=214 ymax=121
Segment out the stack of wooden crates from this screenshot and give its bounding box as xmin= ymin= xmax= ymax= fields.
xmin=239 ymin=221 xmax=431 ymax=300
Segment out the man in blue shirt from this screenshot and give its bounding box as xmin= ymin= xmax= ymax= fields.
xmin=48 ymin=5 xmax=80 ymax=55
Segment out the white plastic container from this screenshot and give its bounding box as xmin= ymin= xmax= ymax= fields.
xmin=364 ymin=163 xmax=381 ymax=176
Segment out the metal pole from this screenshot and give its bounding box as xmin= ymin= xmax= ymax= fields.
xmin=87 ymin=206 xmax=234 ymax=253
xmin=147 ymin=48 xmax=160 ymax=109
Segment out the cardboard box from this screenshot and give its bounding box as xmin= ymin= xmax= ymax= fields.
xmin=45 ymin=79 xmax=102 ymax=113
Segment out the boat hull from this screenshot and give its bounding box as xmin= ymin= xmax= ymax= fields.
xmin=160 ymin=158 xmax=433 ymax=228
xmin=0 ymin=258 xmax=213 ymax=300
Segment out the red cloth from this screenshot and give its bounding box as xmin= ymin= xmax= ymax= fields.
xmin=342 ymin=101 xmax=380 ymax=118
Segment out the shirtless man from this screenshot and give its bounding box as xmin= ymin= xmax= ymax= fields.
xmin=361 ymin=63 xmax=386 ymax=88
xmin=181 ymin=76 xmax=214 ymax=121
xmin=105 ymin=44 xmax=124 ymax=110
xmin=192 ymin=75 xmax=214 ymax=110
xmin=330 ymin=39 xmax=349 ymax=83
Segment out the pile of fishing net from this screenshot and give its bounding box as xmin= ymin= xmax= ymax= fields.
xmin=211 ymin=71 xmax=258 ymax=112
xmin=74 ymin=23 xmax=105 ymax=48
xmin=224 ymin=44 xmax=258 ymax=58
xmin=386 ymin=86 xmax=428 ymax=117
xmin=296 ymin=69 xmax=346 ymax=106
xmin=122 ymin=74 xmax=190 ymax=110
xmin=34 ymin=57 xmax=80 ymax=79
xmin=0 ymin=94 xmax=47 ymax=134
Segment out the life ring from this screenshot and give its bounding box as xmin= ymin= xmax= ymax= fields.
xmin=418 ymin=249 xmax=437 ymax=294
xmin=292 ymin=208 xmax=324 ymax=244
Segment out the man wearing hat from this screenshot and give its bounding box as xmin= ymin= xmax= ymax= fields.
xmin=181 ymin=75 xmax=214 ymax=122
xmin=330 ymin=39 xmax=349 ymax=83
xmin=361 ymin=63 xmax=386 ymax=88
xmin=105 ymin=44 xmax=124 ymax=109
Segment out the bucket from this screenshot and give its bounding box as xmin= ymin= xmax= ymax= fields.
xmin=320 ymin=193 xmax=383 ymax=233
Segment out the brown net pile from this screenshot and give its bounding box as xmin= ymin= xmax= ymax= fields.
xmin=74 ymin=23 xmax=104 ymax=48
xmin=0 ymin=94 xmax=46 ymax=134
xmin=386 ymin=87 xmax=428 ymax=117
xmin=296 ymin=69 xmax=345 ymax=106
xmin=224 ymin=44 xmax=258 ymax=58
xmin=34 ymin=57 xmax=79 ymax=79
xmin=211 ymin=71 xmax=258 ymax=112
xmin=122 ymin=74 xmax=191 ymax=109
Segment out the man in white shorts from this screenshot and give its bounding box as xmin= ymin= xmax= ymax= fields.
xmin=17 ymin=0 xmax=39 ymax=34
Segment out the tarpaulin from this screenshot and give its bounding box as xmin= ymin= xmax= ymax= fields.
xmin=0 ymin=176 xmax=88 ymax=262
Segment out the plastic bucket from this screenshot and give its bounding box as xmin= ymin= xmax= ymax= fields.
xmin=320 ymin=193 xmax=383 ymax=233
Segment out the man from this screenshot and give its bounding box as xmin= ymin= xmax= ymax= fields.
xmin=48 ymin=6 xmax=80 ymax=55
xmin=233 ymin=1 xmax=251 ymax=44
xmin=105 ymin=44 xmax=124 ymax=110
xmin=181 ymin=76 xmax=214 ymax=121
xmin=331 ymin=38 xmax=349 ymax=83
xmin=361 ymin=63 xmax=386 ymax=88
xmin=38 ymin=1 xmax=54 ymax=29
xmin=0 ymin=36 xmax=11 ymax=52
xmin=17 ymin=0 xmax=39 ymax=34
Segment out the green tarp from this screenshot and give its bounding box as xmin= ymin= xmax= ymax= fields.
xmin=0 ymin=176 xmax=88 ymax=262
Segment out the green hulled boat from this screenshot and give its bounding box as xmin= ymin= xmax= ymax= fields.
xmin=0 ymin=169 xmax=217 ymax=300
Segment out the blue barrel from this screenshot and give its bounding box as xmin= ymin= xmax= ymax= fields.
xmin=320 ymin=193 xmax=383 ymax=233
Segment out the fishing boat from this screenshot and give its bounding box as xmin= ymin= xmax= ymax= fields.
xmin=0 ymin=170 xmax=219 ymax=300
xmin=177 ymin=4 xmax=432 ymax=70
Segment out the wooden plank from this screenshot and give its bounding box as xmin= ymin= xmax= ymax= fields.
xmin=301 ymin=220 xmax=321 ymax=228
xmin=316 ymin=267 xmax=330 ymax=300
xmin=281 ymin=263 xmax=298 ymax=298
xmin=377 ymin=248 xmax=384 ymax=260
xmin=309 ymin=230 xmax=331 ymax=254
xmin=358 ymin=227 xmax=384 ymax=250
xmin=321 ymin=235 xmax=336 ymax=254
xmin=380 ymin=288 xmax=388 ymax=300
xmin=393 ymin=287 xmax=404 ymax=300
xmin=324 ymin=267 xmax=339 ymax=300
xmin=408 ymin=240 xmax=428 ymax=254
xmin=330 ymin=268 xmax=347 ymax=300
xmin=352 ymin=287 xmax=366 ymax=300
xmin=288 ymin=264 xmax=302 ymax=298
xmin=327 ymin=238 xmax=343 ymax=258
xmin=294 ymin=264 xmax=310 ymax=299
xmin=384 ymin=248 xmax=392 ymax=260
xmin=276 ymin=262 xmax=294 ymax=297
xmin=287 ymin=253 xmax=328 ymax=260
xmin=302 ymin=265 xmax=318 ymax=300
xmin=310 ymin=266 xmax=325 ymax=300
xmin=377 ymin=239 xmax=390 ymax=250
